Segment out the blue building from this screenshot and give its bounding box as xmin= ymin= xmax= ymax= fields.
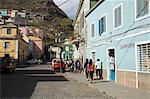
xmin=85 ymin=0 xmax=150 ymax=90
xmin=0 ymin=9 xmax=8 ymax=17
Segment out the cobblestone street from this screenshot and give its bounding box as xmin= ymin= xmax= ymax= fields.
xmin=31 ymin=79 xmax=113 ymax=99
xmin=1 ymin=65 xmax=114 ymax=99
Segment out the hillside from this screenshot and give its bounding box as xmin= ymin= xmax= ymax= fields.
xmin=0 ymin=0 xmax=68 ymax=18
xmin=0 ymin=0 xmax=73 ymax=45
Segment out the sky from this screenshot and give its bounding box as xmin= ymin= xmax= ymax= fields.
xmin=53 ymin=0 xmax=79 ymax=19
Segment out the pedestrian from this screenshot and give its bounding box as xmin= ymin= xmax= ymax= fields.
xmin=75 ymin=60 xmax=80 ymax=72
xmin=88 ymin=59 xmax=94 ymax=83
xmin=95 ymin=59 xmax=102 ymax=79
xmin=84 ymin=59 xmax=89 ymax=81
xmin=110 ymin=56 xmax=115 ymax=71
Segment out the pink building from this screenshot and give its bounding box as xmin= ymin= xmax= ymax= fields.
xmin=28 ymin=36 xmax=43 ymax=59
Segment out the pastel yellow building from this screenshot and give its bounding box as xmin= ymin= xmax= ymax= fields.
xmin=0 ymin=23 xmax=29 ymax=64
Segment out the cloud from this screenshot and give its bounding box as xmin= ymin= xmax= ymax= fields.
xmin=53 ymin=0 xmax=79 ymax=19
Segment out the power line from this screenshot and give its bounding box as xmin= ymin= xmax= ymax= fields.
xmin=115 ymin=0 xmax=149 ymax=48
xmin=58 ymin=0 xmax=70 ymax=7
xmin=116 ymin=0 xmax=150 ymax=67
xmin=99 ymin=0 xmax=150 ymax=64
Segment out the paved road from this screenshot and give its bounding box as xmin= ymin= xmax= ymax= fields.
xmin=1 ymin=65 xmax=114 ymax=99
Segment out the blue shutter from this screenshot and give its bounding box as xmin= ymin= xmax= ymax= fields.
xmin=99 ymin=19 xmax=101 ymax=36
xmin=101 ymin=18 xmax=104 ymax=33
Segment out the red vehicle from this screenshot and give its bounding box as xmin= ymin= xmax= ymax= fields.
xmin=0 ymin=57 xmax=16 ymax=73
xmin=52 ymin=58 xmax=66 ymax=72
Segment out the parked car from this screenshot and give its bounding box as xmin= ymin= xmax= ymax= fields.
xmin=52 ymin=58 xmax=66 ymax=72
xmin=0 ymin=57 xmax=16 ymax=73
xmin=26 ymin=59 xmax=38 ymax=65
xmin=26 ymin=59 xmax=43 ymax=65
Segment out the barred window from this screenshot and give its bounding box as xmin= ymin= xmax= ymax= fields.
xmin=137 ymin=43 xmax=150 ymax=72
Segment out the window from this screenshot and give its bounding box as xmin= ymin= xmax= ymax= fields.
xmin=99 ymin=15 xmax=106 ymax=35
xmin=65 ymin=46 xmax=69 ymax=51
xmin=136 ymin=0 xmax=149 ymax=18
xmin=4 ymin=42 xmax=10 ymax=49
xmin=7 ymin=29 xmax=11 ymax=34
xmin=91 ymin=23 xmax=95 ymax=37
xmin=92 ymin=52 xmax=96 ymax=64
xmin=113 ymin=3 xmax=123 ymax=29
xmin=137 ymin=43 xmax=150 ymax=72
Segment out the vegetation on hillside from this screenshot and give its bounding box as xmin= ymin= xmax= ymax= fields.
xmin=0 ymin=0 xmax=73 ymax=46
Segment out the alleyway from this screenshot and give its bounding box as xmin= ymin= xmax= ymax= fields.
xmin=1 ymin=65 xmax=114 ymax=99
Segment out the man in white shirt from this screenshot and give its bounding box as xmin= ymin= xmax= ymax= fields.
xmin=95 ymin=59 xmax=102 ymax=79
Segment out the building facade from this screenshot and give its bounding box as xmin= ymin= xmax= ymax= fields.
xmin=62 ymin=41 xmax=73 ymax=61
xmin=0 ymin=23 xmax=29 ymax=64
xmin=86 ymin=0 xmax=150 ymax=90
xmin=73 ymin=0 xmax=90 ymax=64
xmin=28 ymin=36 xmax=43 ymax=59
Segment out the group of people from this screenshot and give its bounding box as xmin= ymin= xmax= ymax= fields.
xmin=67 ymin=58 xmax=103 ymax=83
xmin=84 ymin=59 xmax=103 ymax=83
xmin=67 ymin=59 xmax=82 ymax=72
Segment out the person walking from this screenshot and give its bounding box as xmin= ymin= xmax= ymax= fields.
xmin=95 ymin=59 xmax=102 ymax=79
xmin=88 ymin=59 xmax=94 ymax=83
xmin=84 ymin=59 xmax=89 ymax=80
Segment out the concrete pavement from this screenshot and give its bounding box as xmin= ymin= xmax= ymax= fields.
xmin=65 ymin=72 xmax=150 ymax=99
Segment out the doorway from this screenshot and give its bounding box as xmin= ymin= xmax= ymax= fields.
xmin=108 ymin=48 xmax=115 ymax=81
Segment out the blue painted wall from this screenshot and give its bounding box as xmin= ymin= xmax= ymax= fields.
xmin=86 ymin=0 xmax=150 ymax=71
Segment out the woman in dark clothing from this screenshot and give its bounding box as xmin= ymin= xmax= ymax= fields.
xmin=88 ymin=59 xmax=94 ymax=83
xmin=84 ymin=59 xmax=89 ymax=80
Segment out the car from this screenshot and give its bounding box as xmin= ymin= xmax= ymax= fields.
xmin=37 ymin=59 xmax=43 ymax=64
xmin=52 ymin=58 xmax=66 ymax=72
xmin=26 ymin=59 xmax=38 ymax=65
xmin=0 ymin=57 xmax=16 ymax=73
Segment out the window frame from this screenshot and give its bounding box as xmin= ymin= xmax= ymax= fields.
xmin=113 ymin=3 xmax=123 ymax=30
xmin=90 ymin=21 xmax=96 ymax=38
xmin=135 ymin=40 xmax=150 ymax=73
xmin=4 ymin=42 xmax=10 ymax=49
xmin=98 ymin=13 xmax=107 ymax=36
xmin=135 ymin=0 xmax=150 ymax=21
xmin=7 ymin=28 xmax=11 ymax=34
xmin=91 ymin=50 xmax=96 ymax=64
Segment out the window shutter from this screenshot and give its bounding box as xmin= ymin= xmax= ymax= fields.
xmin=99 ymin=19 xmax=101 ymax=35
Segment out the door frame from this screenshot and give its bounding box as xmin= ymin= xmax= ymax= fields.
xmin=106 ymin=47 xmax=117 ymax=82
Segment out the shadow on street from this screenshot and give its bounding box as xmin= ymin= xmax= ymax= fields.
xmin=0 ymin=69 xmax=68 ymax=99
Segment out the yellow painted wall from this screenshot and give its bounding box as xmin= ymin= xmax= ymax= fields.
xmin=0 ymin=28 xmax=17 ymax=37
xmin=18 ymin=39 xmax=28 ymax=62
xmin=0 ymin=40 xmax=18 ymax=59
xmin=0 ymin=26 xmax=29 ymax=63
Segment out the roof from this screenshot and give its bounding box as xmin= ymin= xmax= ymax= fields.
xmin=85 ymin=0 xmax=105 ymax=17
xmin=13 ymin=17 xmax=28 ymax=26
xmin=22 ymin=33 xmax=29 ymax=43
xmin=0 ymin=23 xmax=17 ymax=28
xmin=28 ymin=36 xmax=42 ymax=41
